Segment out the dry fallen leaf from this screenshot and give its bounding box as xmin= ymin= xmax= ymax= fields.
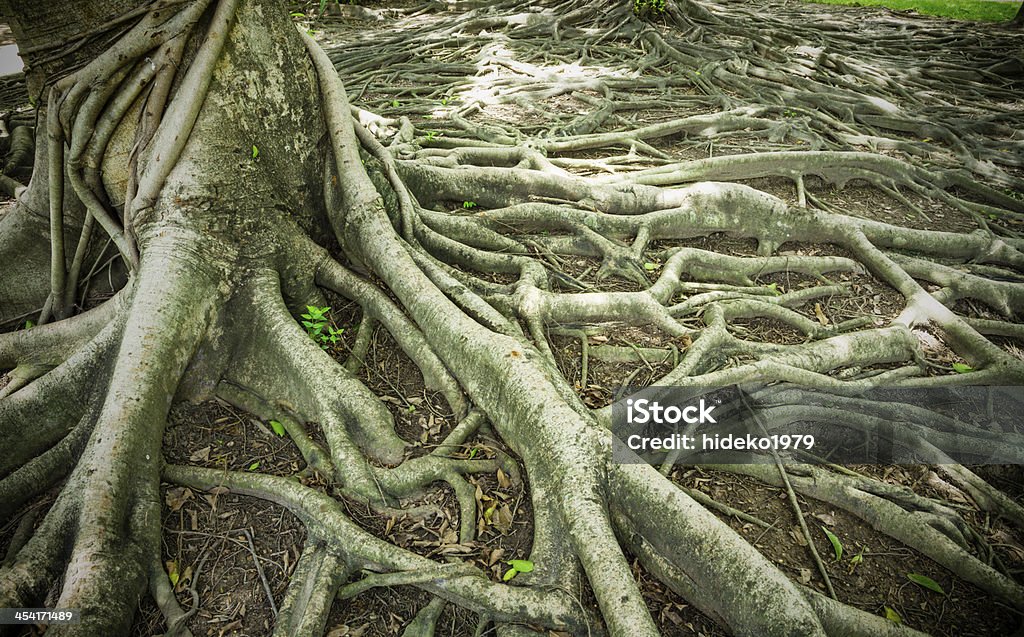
xmin=812 ymin=512 xmax=836 ymax=526
xmin=494 ymin=504 xmax=514 ymax=534
xmin=174 ymin=565 xmax=193 ymax=593
xmin=489 ymin=547 xmax=505 ymax=566
xmin=164 ymin=487 xmax=193 ymax=512
xmin=814 ymin=302 xmax=829 ymax=326
xmin=789 ymin=527 xmax=808 ymax=546
xmin=497 ymin=468 xmax=512 ymax=489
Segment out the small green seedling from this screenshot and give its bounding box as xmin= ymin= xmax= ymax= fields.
xmin=301 ymin=305 xmax=344 ymax=350
xmin=425 ymin=130 xmax=440 ymax=142
xmin=468 ymin=447 xmax=479 ymax=460
xmin=324 ymin=326 xmax=343 ymax=346
xmin=631 ymin=0 xmax=666 ymax=17
xmin=907 ymin=573 xmax=944 ymax=595
xmin=391 ymin=99 xmax=400 ymax=108
xmin=502 ymin=559 xmax=534 ymax=581
xmin=22 ymin=319 xmax=34 ymax=330
xmin=643 ymin=262 xmax=660 ymax=271
xmin=463 ymin=201 xmax=477 ymax=209
xmin=951 ymin=362 xmax=972 ymax=374
xmin=301 ymin=305 xmax=330 ymax=335
xmin=270 ymin=420 xmax=286 ymax=437
xmin=248 ymin=461 xmax=260 ymax=471
xmin=251 ymin=145 xmax=259 ymax=159
xmin=848 ymin=547 xmax=864 ymax=574
xmin=765 ymin=282 xmax=781 ymax=296
xmin=821 ymin=526 xmax=842 ymax=561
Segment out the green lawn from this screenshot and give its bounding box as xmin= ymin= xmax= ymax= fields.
xmin=802 ymin=0 xmax=1020 ymax=21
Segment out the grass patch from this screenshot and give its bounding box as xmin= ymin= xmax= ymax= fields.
xmin=802 ymin=0 xmax=1019 ymax=21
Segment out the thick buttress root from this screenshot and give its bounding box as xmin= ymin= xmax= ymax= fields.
xmin=1 ymin=0 xmax=1023 ymax=635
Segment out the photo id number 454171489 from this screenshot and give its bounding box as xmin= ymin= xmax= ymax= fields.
xmin=0 ymin=609 xmax=81 ymax=624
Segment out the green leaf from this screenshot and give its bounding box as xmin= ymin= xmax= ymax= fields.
xmin=23 ymin=320 xmax=34 ymax=330
xmin=463 ymin=201 xmax=477 ymax=209
xmin=643 ymin=262 xmax=659 ymax=271
xmin=270 ymin=420 xmax=286 ymax=437
xmin=506 ymin=559 xmax=533 ymax=573
xmin=766 ymin=282 xmax=781 ymax=295
xmin=251 ymin=145 xmax=259 ymax=159
xmin=884 ymin=606 xmax=902 ymax=624
xmin=391 ymin=99 xmax=400 ymax=108
xmin=907 ymin=573 xmax=944 ymax=595
xmin=821 ymin=526 xmax=842 ymax=561
xmin=951 ymin=362 xmax=973 ymax=374
xmin=502 ymin=568 xmax=518 ymax=581
xmin=848 ymin=547 xmax=864 ymax=574
xmin=248 ymin=461 xmax=260 ymax=471
xmin=468 ymin=448 xmax=478 ymax=460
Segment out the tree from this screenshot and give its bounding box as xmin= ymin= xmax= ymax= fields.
xmin=1 ymin=0 xmax=1023 ymax=635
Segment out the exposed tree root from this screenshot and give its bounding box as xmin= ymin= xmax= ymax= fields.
xmin=1 ymin=0 xmax=1023 ymax=634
